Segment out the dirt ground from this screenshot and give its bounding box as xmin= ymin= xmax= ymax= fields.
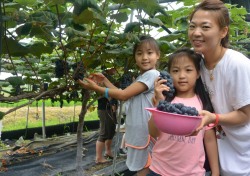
xmin=0 ymin=131 xmax=129 ymax=176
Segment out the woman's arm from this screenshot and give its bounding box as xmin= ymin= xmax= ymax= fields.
xmin=197 ymin=104 xmax=250 ymax=131
xmin=204 ymin=129 xmax=220 ymax=176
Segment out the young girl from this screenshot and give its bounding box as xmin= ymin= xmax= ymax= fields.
xmin=148 ymin=48 xmax=220 ymax=176
xmin=189 ymin=1 xmax=250 ymax=175
xmin=78 ymin=36 xmax=160 ymax=176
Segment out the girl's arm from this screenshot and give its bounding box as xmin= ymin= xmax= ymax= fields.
xmin=148 ymin=116 xmax=160 ymax=139
xmin=204 ymin=129 xmax=220 ymax=176
xmin=78 ymin=76 xmax=148 ymax=101
xmin=197 ymin=104 xmax=250 ymax=131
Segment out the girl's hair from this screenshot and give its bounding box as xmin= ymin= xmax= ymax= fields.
xmin=168 ymin=47 xmax=214 ymax=112
xmin=189 ymin=0 xmax=230 ymax=48
xmin=133 ymin=35 xmax=160 ymax=57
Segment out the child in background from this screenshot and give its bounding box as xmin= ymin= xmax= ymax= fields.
xmin=78 ymin=36 xmax=160 ymax=176
xmin=148 ymin=48 xmax=220 ymax=176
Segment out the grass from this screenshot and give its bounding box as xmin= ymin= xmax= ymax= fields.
xmin=0 ymin=100 xmax=98 ymax=132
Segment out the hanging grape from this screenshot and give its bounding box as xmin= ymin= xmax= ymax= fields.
xmin=72 ymin=61 xmax=85 ymax=81
xmin=55 ymin=60 xmax=70 ymax=78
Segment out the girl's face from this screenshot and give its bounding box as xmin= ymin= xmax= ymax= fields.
xmin=170 ymin=56 xmax=199 ymax=98
xmin=188 ymin=10 xmax=228 ymax=55
xmin=135 ymin=42 xmax=160 ymax=74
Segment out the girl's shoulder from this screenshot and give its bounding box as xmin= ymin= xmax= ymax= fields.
xmin=141 ymin=69 xmax=160 ymax=77
xmin=144 ymin=69 xmax=159 ymax=73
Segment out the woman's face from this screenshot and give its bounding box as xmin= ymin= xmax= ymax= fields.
xmin=188 ymin=10 xmax=228 ymax=55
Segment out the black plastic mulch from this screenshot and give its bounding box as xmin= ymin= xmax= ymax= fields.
xmin=0 ymin=131 xmax=134 ymax=176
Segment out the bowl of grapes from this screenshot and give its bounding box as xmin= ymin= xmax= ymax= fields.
xmin=146 ymin=100 xmax=202 ymax=136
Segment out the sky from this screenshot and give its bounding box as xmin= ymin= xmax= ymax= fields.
xmin=0 ymin=71 xmax=13 ymax=81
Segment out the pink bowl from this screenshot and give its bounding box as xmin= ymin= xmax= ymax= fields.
xmin=146 ymin=108 xmax=202 ymax=136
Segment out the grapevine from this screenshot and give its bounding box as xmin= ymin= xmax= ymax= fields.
xmin=55 ymin=60 xmax=70 ymax=78
xmin=72 ymin=61 xmax=85 ymax=81
xmin=119 ymin=72 xmax=133 ymax=89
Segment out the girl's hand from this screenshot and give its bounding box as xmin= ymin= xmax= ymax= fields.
xmin=154 ymin=77 xmax=169 ymax=102
xmin=77 ymin=77 xmax=99 ymax=90
xmin=196 ymin=110 xmax=217 ymax=131
xmin=88 ymin=73 xmax=106 ymax=85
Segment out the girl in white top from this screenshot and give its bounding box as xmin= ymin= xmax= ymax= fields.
xmin=78 ymin=36 xmax=160 ymax=176
xmin=188 ymin=1 xmax=250 ymax=175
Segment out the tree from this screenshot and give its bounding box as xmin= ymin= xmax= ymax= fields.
xmin=0 ymin=0 xmax=249 ymax=174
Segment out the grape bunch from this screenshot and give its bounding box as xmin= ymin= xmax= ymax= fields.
xmin=157 ymin=100 xmax=199 ymax=116
xmin=120 ymin=73 xmax=133 ymax=89
xmin=72 ymin=61 xmax=85 ymax=81
xmin=159 ymin=71 xmax=175 ymax=98
xmin=55 ymin=60 xmax=70 ymax=78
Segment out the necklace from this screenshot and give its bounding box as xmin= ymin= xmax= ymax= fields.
xmin=205 ymin=47 xmax=225 ymax=81
xmin=209 ymin=68 xmax=214 ymax=81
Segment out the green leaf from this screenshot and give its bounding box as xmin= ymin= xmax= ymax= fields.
xmin=158 ymin=40 xmax=177 ymax=51
xmin=65 ymin=27 xmax=88 ymax=39
xmin=2 ymin=38 xmax=29 ymax=56
xmin=110 ymin=12 xmax=128 ymax=23
xmin=0 ymin=111 xmax=5 ymax=120
xmin=7 ymin=76 xmax=25 ymax=86
xmin=65 ymin=37 xmax=86 ymax=49
xmin=44 ymin=0 xmax=65 ymax=5
xmin=141 ymin=18 xmax=164 ymax=27
xmin=15 ymin=22 xmax=32 ymax=36
xmin=124 ymin=22 xmax=140 ymax=33
xmin=27 ymin=42 xmax=54 ymax=57
xmin=73 ymin=0 xmax=102 ymax=15
xmin=40 ymin=74 xmax=52 ymax=82
xmin=130 ymin=0 xmax=168 ymax=17
xmin=30 ymin=11 xmax=58 ymax=28
xmin=73 ymin=8 xmax=95 ymax=24
xmin=111 ymin=0 xmax=131 ymax=4
xmin=15 ymin=0 xmax=38 ymax=6
xmin=73 ymin=8 xmax=106 ymax=24
xmin=159 ymin=32 xmax=183 ymax=42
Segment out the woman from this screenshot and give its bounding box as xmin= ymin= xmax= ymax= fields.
xmin=188 ymin=0 xmax=250 ymax=175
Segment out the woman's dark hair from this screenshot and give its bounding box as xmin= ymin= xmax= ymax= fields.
xmin=168 ymin=47 xmax=214 ymax=112
xmin=133 ymin=35 xmax=160 ymax=57
xmin=189 ymin=0 xmax=230 ymax=48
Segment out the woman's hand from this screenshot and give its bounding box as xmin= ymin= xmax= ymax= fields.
xmin=196 ymin=110 xmax=217 ymax=131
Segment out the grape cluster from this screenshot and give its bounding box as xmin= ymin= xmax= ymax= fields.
xmin=55 ymin=60 xmax=70 ymax=78
xmin=159 ymin=71 xmax=175 ymax=98
xmin=120 ymin=73 xmax=133 ymax=89
xmin=157 ymin=100 xmax=199 ymax=116
xmin=72 ymin=61 xmax=85 ymax=81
